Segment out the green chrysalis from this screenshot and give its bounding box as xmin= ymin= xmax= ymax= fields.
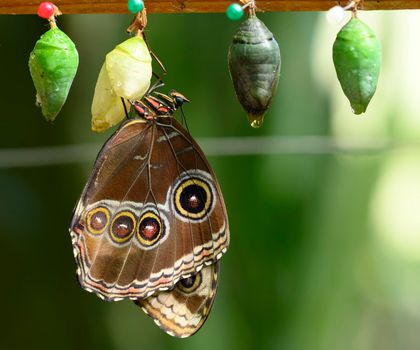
xmin=91 ymin=36 xmax=152 ymax=132
xmin=29 ymin=26 xmax=79 ymax=122
xmin=228 ymin=16 xmax=281 ymax=128
xmin=333 ymin=17 xmax=381 ymax=115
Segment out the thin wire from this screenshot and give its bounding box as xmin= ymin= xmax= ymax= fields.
xmin=0 ymin=136 xmax=413 ymax=169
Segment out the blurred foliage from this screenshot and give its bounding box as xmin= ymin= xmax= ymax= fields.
xmin=1 ymin=9 xmax=420 ymax=350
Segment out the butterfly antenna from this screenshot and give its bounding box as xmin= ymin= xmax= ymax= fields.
xmin=128 ymin=13 xmax=167 ymax=87
xmin=142 ymin=31 xmax=167 ymax=76
xmin=121 ymin=97 xmax=129 ymax=119
xmin=179 ymin=106 xmax=191 ymax=134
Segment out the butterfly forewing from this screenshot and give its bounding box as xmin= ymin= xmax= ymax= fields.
xmin=70 ymin=117 xmax=229 ymax=301
xmin=137 ymin=261 xmax=220 ymax=338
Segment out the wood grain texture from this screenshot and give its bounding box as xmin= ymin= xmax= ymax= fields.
xmin=2 ymin=1 xmax=420 ymax=14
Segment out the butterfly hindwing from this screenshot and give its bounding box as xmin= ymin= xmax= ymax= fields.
xmin=70 ymin=117 xmax=229 ymax=301
xmin=137 ymin=261 xmax=220 ymax=338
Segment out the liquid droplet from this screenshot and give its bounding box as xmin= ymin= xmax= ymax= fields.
xmin=248 ymin=114 xmax=264 ymax=128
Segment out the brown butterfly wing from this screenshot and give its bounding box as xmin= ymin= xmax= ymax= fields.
xmin=70 ymin=118 xmax=229 ymax=300
xmin=136 ymin=261 xmax=220 ymax=338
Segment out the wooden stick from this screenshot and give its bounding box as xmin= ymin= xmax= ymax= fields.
xmin=3 ymin=0 xmax=420 ymax=14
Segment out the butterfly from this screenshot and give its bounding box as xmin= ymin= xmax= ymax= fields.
xmin=69 ymin=89 xmax=229 ymax=337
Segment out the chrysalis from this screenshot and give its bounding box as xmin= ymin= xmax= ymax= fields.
xmin=228 ymin=15 xmax=281 ymax=128
xmin=333 ymin=16 xmax=381 ymax=114
xmin=28 ymin=4 xmax=79 ymax=122
xmin=91 ymin=36 xmax=152 ymax=132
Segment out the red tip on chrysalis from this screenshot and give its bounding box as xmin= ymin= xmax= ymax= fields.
xmin=37 ymin=2 xmax=57 ymax=19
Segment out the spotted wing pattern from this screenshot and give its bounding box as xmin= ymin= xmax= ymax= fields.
xmin=69 ymin=117 xmax=229 ymax=301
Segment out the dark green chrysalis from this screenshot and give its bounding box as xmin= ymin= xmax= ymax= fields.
xmin=228 ymin=16 xmax=281 ymax=128
xmin=333 ymin=17 xmax=381 ymax=115
xmin=29 ymin=26 xmax=79 ymax=122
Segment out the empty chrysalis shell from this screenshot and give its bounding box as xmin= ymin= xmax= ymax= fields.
xmin=228 ymin=16 xmax=281 ymax=128
xmin=333 ymin=17 xmax=381 ymax=114
xmin=28 ymin=27 xmax=79 ymax=122
xmin=91 ymin=36 xmax=152 ymax=132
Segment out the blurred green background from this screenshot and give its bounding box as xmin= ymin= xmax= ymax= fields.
xmin=1 ymin=9 xmax=420 ymax=350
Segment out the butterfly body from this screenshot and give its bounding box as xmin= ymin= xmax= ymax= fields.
xmin=132 ymin=90 xmax=189 ymax=119
xmin=71 ymin=89 xmax=228 ymax=336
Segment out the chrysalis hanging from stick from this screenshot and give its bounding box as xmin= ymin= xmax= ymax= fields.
xmin=28 ymin=2 xmax=79 ymax=122
xmin=227 ymin=0 xmax=281 ymax=128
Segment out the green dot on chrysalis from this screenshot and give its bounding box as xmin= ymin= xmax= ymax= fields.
xmin=128 ymin=0 xmax=144 ymax=13
xmin=226 ymin=3 xmax=244 ymax=21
